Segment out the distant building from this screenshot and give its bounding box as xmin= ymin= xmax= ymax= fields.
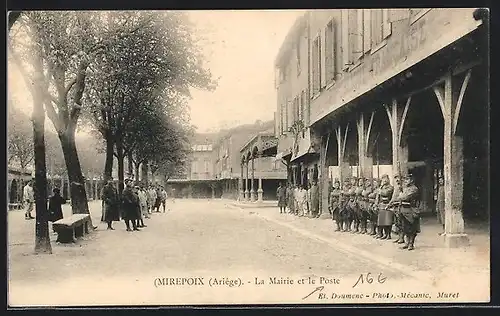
xmin=213 ymin=120 xmax=286 ymax=200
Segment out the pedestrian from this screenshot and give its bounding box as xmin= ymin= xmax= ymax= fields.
xmin=155 ymin=185 xmax=162 ymax=213
xmin=139 ymin=186 xmax=150 ymax=219
xmin=304 ymin=184 xmax=311 ymax=217
xmin=160 ymin=187 xmax=168 ymax=212
xmin=276 ymin=182 xmax=287 ymax=214
xmin=367 ymin=178 xmax=380 ymax=236
xmin=147 ymin=185 xmax=156 ymax=214
xmin=136 ymin=186 xmax=148 ymax=228
xmin=436 ymin=173 xmax=445 ymax=235
xmin=376 ymin=174 xmax=395 ymax=240
xmin=171 ymin=187 xmax=176 ymax=204
xmin=101 ymin=178 xmax=120 ymax=230
xmin=48 ymin=187 xmax=66 ymax=231
xmin=23 ymin=180 xmax=35 ymax=220
xmin=297 ymin=185 xmax=307 ymax=216
xmin=286 ymin=183 xmax=294 ymax=214
xmin=310 ymin=181 xmax=320 ymax=218
xmin=329 ymin=179 xmax=342 ymax=231
xmin=122 ymin=179 xmax=140 ymax=231
xmin=390 ymin=175 xmax=405 ymax=244
xmin=395 ymin=173 xmax=420 ymax=251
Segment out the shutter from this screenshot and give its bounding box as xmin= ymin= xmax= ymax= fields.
xmin=320 ymin=31 xmax=326 ymax=88
xmin=356 ymin=9 xmax=364 ymax=59
xmin=341 ymin=9 xmax=349 ymax=69
xmin=363 ymin=9 xmax=371 ymax=53
xmin=383 ymin=9 xmax=392 ymax=38
xmin=331 ymin=23 xmax=336 ymax=78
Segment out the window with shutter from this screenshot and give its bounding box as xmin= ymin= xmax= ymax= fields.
xmin=363 ymin=9 xmax=371 ymax=53
xmin=382 ymin=9 xmax=392 ymax=38
xmin=341 ymin=9 xmax=349 ymax=70
xmin=325 ymin=20 xmax=335 ymax=83
xmin=312 ymin=36 xmax=321 ymax=95
xmin=356 ymin=9 xmax=364 ymax=60
xmin=371 ymin=9 xmax=384 ymax=47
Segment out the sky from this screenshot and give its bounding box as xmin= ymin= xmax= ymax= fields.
xmin=7 ymin=10 xmax=304 ymax=134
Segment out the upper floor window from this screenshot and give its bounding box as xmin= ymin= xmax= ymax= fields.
xmin=312 ymin=35 xmax=322 ymax=95
xmin=325 ymin=20 xmax=336 ymax=83
xmin=371 ymin=9 xmax=392 ymax=49
xmin=204 ymin=161 xmax=209 ymax=173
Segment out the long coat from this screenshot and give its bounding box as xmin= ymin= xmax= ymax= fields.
xmin=122 ymin=187 xmax=140 ymax=220
xmin=48 ymin=194 xmax=66 ymax=222
xmin=277 ymin=186 xmax=287 ymax=207
xmin=309 ymin=184 xmax=319 ymax=214
xmin=102 ymin=184 xmax=121 ymax=222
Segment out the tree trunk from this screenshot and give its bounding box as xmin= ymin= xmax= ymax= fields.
xmin=141 ymin=161 xmax=149 ymax=185
xmin=33 ymin=92 xmax=52 ymax=254
xmin=127 ymin=152 xmax=134 ymax=178
xmin=116 ymin=141 xmax=125 ymax=196
xmin=134 ymin=162 xmax=140 ymax=184
xmin=59 ymin=132 xmax=91 ymax=217
xmin=103 ymin=131 xmax=114 ymax=181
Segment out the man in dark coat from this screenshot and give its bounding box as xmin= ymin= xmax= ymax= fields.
xmin=389 ymin=175 xmax=404 ymax=244
xmin=276 ymin=182 xmax=287 ymax=214
xmin=329 ymin=179 xmax=342 ymax=231
xmin=309 ymin=181 xmax=320 ymax=217
xmin=376 ymin=174 xmax=394 ymax=239
xmin=122 ymin=179 xmax=140 ymax=231
xmin=395 ymin=173 xmax=420 ymax=250
xmin=101 ymin=178 xmax=120 ymax=230
xmin=48 ymin=187 xmax=66 ymax=227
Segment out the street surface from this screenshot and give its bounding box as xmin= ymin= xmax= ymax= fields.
xmin=8 ymin=199 xmax=489 ymax=306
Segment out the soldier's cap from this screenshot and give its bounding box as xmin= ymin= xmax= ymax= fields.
xmin=381 ymin=174 xmax=389 ymax=180
xmin=404 ymin=173 xmax=414 ymax=179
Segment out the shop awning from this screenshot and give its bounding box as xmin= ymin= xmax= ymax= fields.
xmin=290 ymin=146 xmax=320 ymax=163
xmin=273 ymin=150 xmax=292 ymax=162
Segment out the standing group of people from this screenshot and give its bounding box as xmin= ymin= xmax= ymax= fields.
xmin=329 ymin=173 xmax=420 ymax=250
xmin=276 ymin=181 xmax=320 ymax=218
xmin=101 ymin=178 xmax=168 ymax=231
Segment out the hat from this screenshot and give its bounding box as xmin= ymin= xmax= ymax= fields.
xmin=381 ymin=174 xmax=389 ymax=180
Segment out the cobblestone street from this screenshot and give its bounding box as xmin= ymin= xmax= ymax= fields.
xmin=8 ymin=199 xmax=489 ymax=306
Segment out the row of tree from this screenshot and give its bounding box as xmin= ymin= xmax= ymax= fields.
xmin=8 ymin=11 xmax=216 ymax=253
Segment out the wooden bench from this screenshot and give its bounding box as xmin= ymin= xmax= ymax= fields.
xmin=8 ymin=203 xmax=22 ymax=211
xmin=53 ymin=214 xmax=92 ymax=243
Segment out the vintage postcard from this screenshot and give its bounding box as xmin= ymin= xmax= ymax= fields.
xmin=7 ymin=8 xmax=490 ymax=307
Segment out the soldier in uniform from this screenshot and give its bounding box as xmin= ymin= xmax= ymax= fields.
xmin=353 ymin=178 xmax=365 ymax=233
xmin=339 ymin=178 xmax=352 ymax=232
xmin=329 ymin=179 xmax=342 ymax=231
xmin=394 ymin=173 xmax=420 ymax=250
xmin=345 ymin=177 xmax=358 ymax=232
xmin=376 ymin=174 xmax=394 ymax=239
xmin=389 ymin=175 xmax=405 ymax=244
xmin=359 ymin=178 xmax=372 ymax=234
xmin=368 ymin=178 xmax=380 ymax=235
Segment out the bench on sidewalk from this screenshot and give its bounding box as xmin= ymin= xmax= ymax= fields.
xmin=8 ymin=203 xmax=22 ymax=211
xmin=53 ymin=214 xmax=91 ymax=243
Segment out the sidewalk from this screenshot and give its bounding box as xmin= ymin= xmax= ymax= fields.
xmin=229 ymin=199 xmax=278 ymax=209
xmin=224 ymin=199 xmax=490 ymax=287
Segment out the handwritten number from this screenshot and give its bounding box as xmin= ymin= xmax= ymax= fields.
xmin=353 ymin=273 xmax=386 ymax=288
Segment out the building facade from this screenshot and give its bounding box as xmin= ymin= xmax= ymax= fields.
xmin=214 ymin=121 xmax=287 ymax=200
xmin=274 ymin=8 xmax=489 ymax=247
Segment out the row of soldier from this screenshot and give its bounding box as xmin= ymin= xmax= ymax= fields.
xmin=329 ymin=173 xmax=420 ymax=250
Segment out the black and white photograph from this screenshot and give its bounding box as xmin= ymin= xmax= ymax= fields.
xmin=7 ymin=8 xmax=490 ymax=306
